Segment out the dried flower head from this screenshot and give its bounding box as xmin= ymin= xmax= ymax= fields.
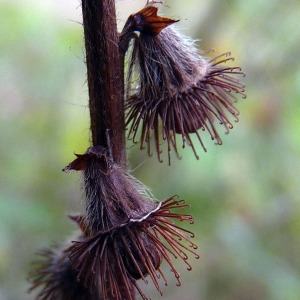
xmin=122 ymin=6 xmax=246 ymax=163
xmin=63 ymin=147 xmax=198 ymax=299
xmin=68 ymin=196 xmax=198 ymax=300
xmin=28 ymin=243 xmax=100 ymax=300
xmin=63 ymin=146 xmax=158 ymax=234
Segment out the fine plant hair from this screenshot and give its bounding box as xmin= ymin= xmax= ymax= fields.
xmin=29 ymin=2 xmax=245 ymax=300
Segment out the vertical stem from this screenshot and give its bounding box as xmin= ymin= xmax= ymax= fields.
xmin=82 ymin=0 xmax=134 ymax=298
xmin=82 ymin=0 xmax=126 ymax=166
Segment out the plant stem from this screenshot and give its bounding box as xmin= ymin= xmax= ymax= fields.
xmin=82 ymin=0 xmax=134 ymax=298
xmin=82 ymin=0 xmax=126 ymax=166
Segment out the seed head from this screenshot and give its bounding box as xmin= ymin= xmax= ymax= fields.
xmin=68 ymin=196 xmax=198 ymax=300
xmin=28 ymin=243 xmax=100 ymax=300
xmin=63 ymin=146 xmax=158 ymax=234
xmin=122 ymin=6 xmax=246 ymax=164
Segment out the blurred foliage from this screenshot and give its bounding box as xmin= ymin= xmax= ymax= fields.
xmin=1 ymin=0 xmax=300 ymax=299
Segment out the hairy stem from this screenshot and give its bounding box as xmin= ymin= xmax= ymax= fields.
xmin=81 ymin=0 xmax=133 ymax=298
xmin=82 ymin=0 xmax=126 ymax=166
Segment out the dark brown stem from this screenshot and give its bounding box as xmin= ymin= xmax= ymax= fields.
xmin=81 ymin=0 xmax=133 ymax=298
xmin=82 ymin=0 xmax=126 ymax=166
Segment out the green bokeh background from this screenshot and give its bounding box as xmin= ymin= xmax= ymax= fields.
xmin=1 ymin=0 xmax=300 ymax=299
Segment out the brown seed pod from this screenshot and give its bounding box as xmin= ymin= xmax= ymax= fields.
xmin=122 ymin=6 xmax=246 ymax=164
xmin=63 ymin=148 xmax=198 ymax=299
xmin=28 ymin=243 xmax=101 ymax=300
xmin=68 ymin=196 xmax=198 ymax=300
xmin=63 ymin=146 xmax=158 ymax=234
